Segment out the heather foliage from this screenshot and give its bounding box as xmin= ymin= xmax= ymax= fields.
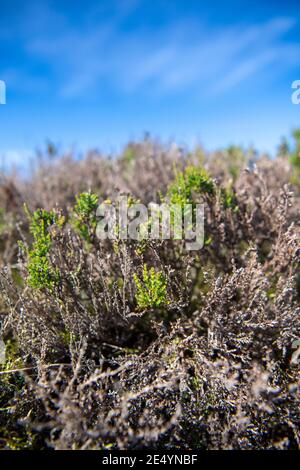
xmin=25 ymin=207 xmax=61 ymax=290
xmin=72 ymin=191 xmax=99 ymax=241
xmin=133 ymin=265 xmax=169 ymax=309
xmin=0 ymin=135 xmax=299 ymax=450
xmin=167 ymin=165 xmax=214 ymax=207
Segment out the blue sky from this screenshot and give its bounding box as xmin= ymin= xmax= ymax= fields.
xmin=0 ymin=0 xmax=300 ymax=169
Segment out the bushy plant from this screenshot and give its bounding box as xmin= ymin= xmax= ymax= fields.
xmin=290 ymin=129 xmax=300 ymax=170
xmin=133 ymin=264 xmax=169 ymax=309
xmin=0 ymin=137 xmax=299 ymax=450
xmin=72 ymin=191 xmax=99 ymax=241
xmin=167 ymin=165 xmax=214 ymax=207
xmin=25 ymin=207 xmax=61 ymax=290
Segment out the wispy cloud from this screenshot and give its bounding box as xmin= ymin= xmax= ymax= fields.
xmin=9 ymin=2 xmax=300 ymax=98
xmin=0 ymin=149 xmax=33 ymax=172
xmin=0 ymin=68 xmax=48 ymax=93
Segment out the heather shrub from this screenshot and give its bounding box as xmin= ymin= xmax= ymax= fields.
xmin=167 ymin=165 xmax=215 ymax=207
xmin=0 ymin=136 xmax=299 ymax=450
xmin=25 ymin=207 xmax=62 ymax=290
xmin=72 ymin=191 xmax=99 ymax=242
xmin=133 ymin=265 xmax=169 ymax=309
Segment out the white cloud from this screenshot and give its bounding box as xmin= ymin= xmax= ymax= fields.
xmin=17 ymin=6 xmax=300 ymax=98
xmin=0 ymin=149 xmax=33 ymax=171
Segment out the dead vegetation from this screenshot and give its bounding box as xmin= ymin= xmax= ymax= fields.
xmin=0 ymin=137 xmax=299 ymax=449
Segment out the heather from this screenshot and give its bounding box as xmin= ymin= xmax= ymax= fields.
xmin=0 ymin=136 xmax=299 ymax=450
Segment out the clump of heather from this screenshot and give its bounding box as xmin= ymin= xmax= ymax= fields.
xmin=0 ymin=135 xmax=299 ymax=450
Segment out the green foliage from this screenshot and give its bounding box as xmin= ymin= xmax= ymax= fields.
xmin=73 ymin=192 xmax=99 ymax=241
xmin=133 ymin=265 xmax=169 ymax=309
xmin=26 ymin=207 xmax=61 ymax=290
xmin=226 ymin=145 xmax=246 ymax=180
xmin=290 ymin=129 xmax=300 ymax=171
xmin=220 ymin=186 xmax=238 ymax=210
xmin=167 ymin=165 xmax=214 ymax=207
xmin=28 ymin=257 xmax=60 ymax=291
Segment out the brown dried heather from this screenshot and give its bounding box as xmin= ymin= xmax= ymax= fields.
xmin=0 ymin=139 xmax=299 ymax=449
